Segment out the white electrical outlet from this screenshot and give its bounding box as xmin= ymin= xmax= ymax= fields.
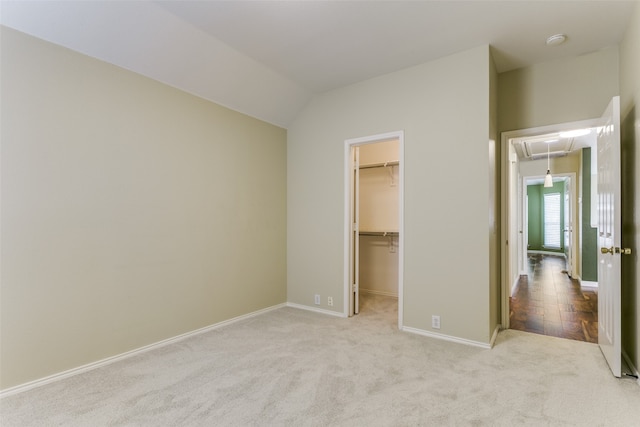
xmin=327 ymin=296 xmax=333 ymax=306
xmin=432 ymin=315 xmax=441 ymax=329
xmin=314 ymin=294 xmax=321 ymax=305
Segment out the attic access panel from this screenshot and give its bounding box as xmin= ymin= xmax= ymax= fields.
xmin=523 ymin=137 xmax=575 ymax=160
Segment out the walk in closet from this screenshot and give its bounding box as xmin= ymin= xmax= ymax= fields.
xmin=358 ymin=140 xmax=399 ymax=300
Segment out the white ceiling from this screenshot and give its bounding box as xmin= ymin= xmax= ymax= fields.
xmin=1 ymin=1 xmax=637 ymax=128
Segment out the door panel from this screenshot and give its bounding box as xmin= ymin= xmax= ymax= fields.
xmin=564 ymin=180 xmax=572 ymax=277
xmin=597 ymin=96 xmax=621 ymax=378
xmin=349 ymin=147 xmax=360 ymax=316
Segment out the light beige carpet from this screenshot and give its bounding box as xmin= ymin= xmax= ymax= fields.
xmin=2 ymin=293 xmax=639 ymax=426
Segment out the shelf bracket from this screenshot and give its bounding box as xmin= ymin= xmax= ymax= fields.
xmin=386 ymin=164 xmax=396 ymax=187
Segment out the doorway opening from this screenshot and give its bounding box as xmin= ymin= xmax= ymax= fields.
xmin=344 ymin=131 xmax=404 ymax=328
xmin=501 ymin=119 xmax=601 ymax=343
xmin=502 ymin=97 xmax=625 ymax=378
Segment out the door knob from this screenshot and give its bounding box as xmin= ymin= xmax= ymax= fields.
xmin=601 ymin=247 xmax=632 ymax=255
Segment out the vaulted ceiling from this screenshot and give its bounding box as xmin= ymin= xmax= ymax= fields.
xmin=1 ymin=1 xmax=636 ymax=128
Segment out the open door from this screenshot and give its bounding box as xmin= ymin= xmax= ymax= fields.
xmin=348 ymin=146 xmax=360 ymax=316
xmin=564 ymin=179 xmax=573 ymax=277
xmin=597 ymin=96 xmax=625 ymax=378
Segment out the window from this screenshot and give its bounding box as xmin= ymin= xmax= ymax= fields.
xmin=544 ymin=192 xmax=561 ymax=248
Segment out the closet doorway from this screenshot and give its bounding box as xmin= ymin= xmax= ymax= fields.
xmin=344 ymin=131 xmax=404 ymax=328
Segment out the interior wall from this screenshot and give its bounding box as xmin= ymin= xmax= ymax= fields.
xmin=358 ymin=142 xmax=399 ymax=297
xmin=527 ymin=185 xmax=543 ymax=249
xmin=498 ymin=47 xmax=620 ymax=132
xmin=619 ymin=1 xmax=640 ymax=375
xmin=288 ymin=45 xmax=495 ymax=344
xmin=0 ymin=27 xmax=287 ymax=390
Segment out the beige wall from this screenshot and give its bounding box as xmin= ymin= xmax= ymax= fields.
xmin=498 ymin=47 xmax=620 ymax=132
xmin=0 ymin=27 xmax=287 ymax=389
xmin=620 ymin=2 xmax=640 ymax=375
xmin=288 ymin=45 xmax=496 ymax=344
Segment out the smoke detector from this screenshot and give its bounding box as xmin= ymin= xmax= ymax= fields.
xmin=546 ymin=34 xmax=567 ymax=46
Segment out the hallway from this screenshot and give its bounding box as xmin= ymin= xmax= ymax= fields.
xmin=509 ymin=253 xmax=598 ymax=343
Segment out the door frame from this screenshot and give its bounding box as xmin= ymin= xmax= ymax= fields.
xmin=501 ymin=119 xmax=599 ymax=328
xmin=344 ymin=130 xmax=404 ymax=328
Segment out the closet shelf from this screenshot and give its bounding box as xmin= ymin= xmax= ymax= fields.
xmin=359 ymin=160 xmax=399 ymax=170
xmin=359 ymin=231 xmax=399 ymax=237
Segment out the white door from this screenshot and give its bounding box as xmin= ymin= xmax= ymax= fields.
xmin=597 ymin=96 xmax=622 ymax=377
xmin=349 ymin=147 xmax=360 ymax=316
xmin=564 ymin=179 xmax=572 ymax=277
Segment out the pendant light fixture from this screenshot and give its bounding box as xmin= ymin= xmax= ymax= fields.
xmin=544 ymin=142 xmax=553 ymax=188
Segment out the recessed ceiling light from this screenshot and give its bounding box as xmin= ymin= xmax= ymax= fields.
xmin=546 ymin=34 xmax=567 ymax=46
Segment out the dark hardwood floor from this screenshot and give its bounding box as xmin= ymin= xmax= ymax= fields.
xmin=509 ymin=253 xmax=598 ymax=343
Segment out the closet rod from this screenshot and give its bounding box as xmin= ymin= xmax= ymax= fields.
xmin=359 ymin=231 xmax=399 ymax=237
xmin=359 ymin=160 xmax=399 ymax=170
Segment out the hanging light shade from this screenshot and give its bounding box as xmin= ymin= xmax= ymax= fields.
xmin=544 ymin=142 xmax=553 ymax=187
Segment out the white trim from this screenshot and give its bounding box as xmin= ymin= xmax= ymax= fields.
xmin=490 ymin=325 xmax=502 ymax=348
xmin=343 ymin=141 xmax=351 ymax=318
xmin=286 ymin=302 xmax=346 ymax=318
xmin=344 ymin=130 xmax=404 ymax=329
xmin=401 ymin=326 xmax=492 ymax=349
xmin=360 ymin=288 xmax=398 ymax=298
xmin=0 ymin=303 xmax=286 ymax=399
xmin=527 ymin=249 xmax=565 ymax=256
xmin=580 ymin=280 xmax=598 ymax=288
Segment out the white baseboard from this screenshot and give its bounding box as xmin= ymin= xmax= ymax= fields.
xmin=286 ymin=302 xmax=346 ymax=318
xmin=0 ymin=303 xmax=287 ymax=399
xmin=527 ymin=250 xmax=564 ymax=257
xmin=401 ymin=326 xmax=491 ymax=349
xmin=580 ymin=280 xmax=598 ymax=288
xmin=360 ymin=288 xmax=398 ymax=298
